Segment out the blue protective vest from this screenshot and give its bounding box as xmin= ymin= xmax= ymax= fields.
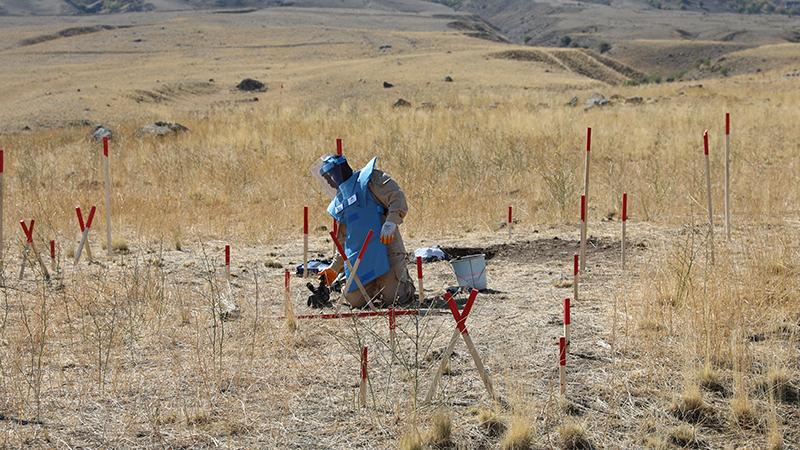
xmin=327 ymin=158 xmax=390 ymax=293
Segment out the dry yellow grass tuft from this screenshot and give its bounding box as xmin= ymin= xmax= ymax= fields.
xmin=398 ymin=428 xmax=424 ymax=450
xmin=557 ymin=421 xmax=591 ymax=450
xmin=425 ymin=410 xmax=453 ymax=448
xmin=696 ymin=364 xmax=725 ymax=393
xmin=476 ymin=407 xmax=506 ymax=436
xmin=671 ymin=384 xmax=714 ymax=424
xmin=767 ymin=421 xmax=784 ymax=450
xmin=667 ymin=424 xmax=698 ymax=447
xmin=500 ymin=416 xmax=534 ymax=450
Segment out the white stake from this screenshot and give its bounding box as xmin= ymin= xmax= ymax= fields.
xmin=0 ymin=150 xmax=4 ymax=264
xmin=102 ymin=137 xmax=112 ymax=256
xmin=74 ymin=206 xmax=96 ymax=265
xmin=303 ymin=206 xmax=309 ymax=278
xmin=359 ymin=346 xmax=368 ymax=408
xmin=573 ymin=254 xmax=579 ymax=303
xmin=564 ymin=298 xmax=571 ymax=349
xmin=416 ymin=256 xmax=424 ymax=304
xmin=559 ymin=336 xmax=567 ymax=395
xmin=507 ymin=205 xmax=513 ymax=240
xmin=581 ymin=127 xmax=591 ymax=271
xmin=724 ymin=113 xmax=731 ymax=241
xmin=225 ymin=244 xmax=231 ymax=281
xmin=579 ymin=195 xmax=587 ymax=272
xmin=50 ymin=240 xmax=56 ymax=273
xmin=621 ymin=192 xmax=628 ymax=270
xmin=703 ymin=130 xmax=715 ymax=265
xmin=18 ymin=220 xmax=49 ymax=280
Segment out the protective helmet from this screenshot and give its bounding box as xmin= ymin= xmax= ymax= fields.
xmin=311 ymin=154 xmax=354 ymax=197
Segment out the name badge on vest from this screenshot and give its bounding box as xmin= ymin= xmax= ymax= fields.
xmin=347 ymin=194 xmax=358 ymax=206
xmin=334 ymin=202 xmax=344 ymax=214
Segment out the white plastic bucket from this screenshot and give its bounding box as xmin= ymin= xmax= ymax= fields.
xmin=450 ymin=254 xmax=487 ymax=290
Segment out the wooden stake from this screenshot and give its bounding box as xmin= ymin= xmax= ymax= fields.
xmin=724 ymin=113 xmax=731 ymax=241
xmin=416 ymin=256 xmax=424 ymax=304
xmin=102 ymin=137 xmax=112 ymax=256
xmin=50 ymin=240 xmax=55 ymax=273
xmin=581 ymin=127 xmax=591 ymax=271
xmin=225 ymin=244 xmax=230 ymax=280
xmin=19 ymin=220 xmax=49 ymax=280
xmin=579 ymin=195 xmax=587 ymax=272
xmin=507 ymin=205 xmax=513 ymax=240
xmin=303 ymin=206 xmax=309 ymax=278
xmin=573 ymin=254 xmax=579 ymax=303
xmin=559 ymin=336 xmax=567 ymax=395
xmin=284 ymin=269 xmax=297 ymax=330
xmin=564 ymin=298 xmax=571 ymax=349
xmin=74 ymin=206 xmax=96 ymax=265
xmin=388 ymin=308 xmax=397 ymax=355
xmin=0 ymin=150 xmax=4 ymax=263
xmin=359 ymin=346 xmax=368 ymax=408
xmin=703 ymin=130 xmax=715 ymax=265
xmin=425 ymin=290 xmax=495 ymax=403
xmin=621 ymin=192 xmax=628 ymax=270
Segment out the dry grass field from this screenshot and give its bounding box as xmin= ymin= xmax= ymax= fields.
xmin=0 ymin=4 xmax=798 ymax=449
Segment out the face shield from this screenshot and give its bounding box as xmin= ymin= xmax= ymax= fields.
xmin=310 ymin=154 xmax=353 ymax=198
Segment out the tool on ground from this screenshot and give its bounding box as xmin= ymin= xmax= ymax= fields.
xmin=425 ymin=289 xmax=495 ymax=403
xmin=306 ymin=277 xmax=332 ymax=308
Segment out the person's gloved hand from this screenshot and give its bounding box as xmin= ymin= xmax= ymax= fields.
xmin=320 ymin=267 xmax=338 ymax=286
xmin=380 ymin=221 xmax=397 ymax=245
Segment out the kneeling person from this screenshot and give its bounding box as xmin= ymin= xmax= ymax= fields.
xmin=314 ymin=154 xmax=415 ymax=308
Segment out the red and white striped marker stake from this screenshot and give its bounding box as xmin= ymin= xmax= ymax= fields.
xmin=563 ymin=298 xmax=571 ymax=349
xmin=284 ymin=269 xmax=297 ymax=329
xmin=579 ymin=194 xmax=587 ymax=272
xmin=18 ymin=220 xmax=49 ymax=280
xmin=507 ymin=206 xmax=513 ymax=240
xmin=0 ymin=149 xmax=4 ymax=262
xmin=724 ymin=113 xmax=731 ymax=241
xmin=336 ymin=138 xmax=343 ymax=156
xmin=703 ymin=130 xmax=715 ymax=265
xmin=303 ymin=206 xmax=309 ymax=278
xmin=388 ymin=308 xmax=397 ymax=355
xmin=74 ymin=206 xmax=96 ymax=265
xmin=425 ymin=289 xmax=496 ymax=403
xmin=359 ymin=345 xmax=368 ymax=407
xmin=50 ymin=240 xmax=56 ymax=273
xmin=581 ymin=127 xmax=591 ymax=271
xmin=559 ymin=336 xmax=567 ymax=395
xmin=224 ymin=244 xmax=231 ymax=280
xmin=621 ymin=192 xmax=628 ymax=270
xmin=416 ymin=256 xmax=424 ymax=304
xmin=573 ymin=254 xmax=579 ymax=303
xmin=331 ymin=230 xmax=375 ymax=312
xmin=102 ymin=137 xmax=112 ymax=256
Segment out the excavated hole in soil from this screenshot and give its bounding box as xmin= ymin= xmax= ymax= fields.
xmin=440 ymin=236 xmax=623 ymax=265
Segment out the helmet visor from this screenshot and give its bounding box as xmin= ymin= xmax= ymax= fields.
xmin=310 ymin=155 xmax=350 ymax=198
